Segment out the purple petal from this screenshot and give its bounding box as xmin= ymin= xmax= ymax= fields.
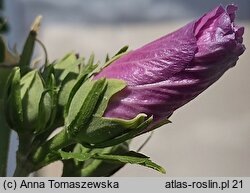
xmin=94 ymin=5 xmax=245 ymax=131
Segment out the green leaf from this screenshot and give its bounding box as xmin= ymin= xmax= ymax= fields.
xmin=59 ymin=149 xmax=92 ymax=162
xmin=93 ymin=151 xmax=166 ymax=174
xmin=58 ymin=150 xmax=165 ymax=174
xmin=62 ymin=142 xmax=129 ymax=177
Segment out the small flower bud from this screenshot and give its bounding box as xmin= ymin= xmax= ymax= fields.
xmin=5 ymin=67 xmax=54 ymax=134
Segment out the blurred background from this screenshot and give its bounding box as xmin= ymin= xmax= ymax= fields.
xmin=3 ymin=0 xmax=250 ymax=176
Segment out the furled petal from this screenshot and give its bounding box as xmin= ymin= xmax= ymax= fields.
xmin=94 ymin=5 xmax=245 ymax=130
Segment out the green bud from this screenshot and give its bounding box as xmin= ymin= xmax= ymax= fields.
xmin=4 ymin=67 xmax=54 ymax=134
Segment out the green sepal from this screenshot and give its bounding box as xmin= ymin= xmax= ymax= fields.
xmin=59 ymin=149 xmax=165 ymax=174
xmin=80 ymin=53 xmax=99 ymax=76
xmin=65 ymin=78 xmax=108 ymax=138
xmin=20 ymin=70 xmax=45 ymax=132
xmin=114 ymin=45 xmax=129 ymax=56
xmin=84 ymin=115 xmax=153 ymax=148
xmin=53 ymin=53 xmax=80 ymax=82
xmin=4 ymin=67 xmax=23 ymax=131
xmin=79 ymin=114 xmax=150 ymax=145
xmin=64 ymin=77 xmax=153 ymax=147
xmin=102 ymin=45 xmax=129 ymax=69
xmin=53 ymin=53 xmax=81 ymax=118
xmin=43 ymin=73 xmax=57 ymax=130
xmin=36 ymin=73 xmax=57 ymax=134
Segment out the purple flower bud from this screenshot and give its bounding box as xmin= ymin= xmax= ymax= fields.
xmin=94 ymin=5 xmax=245 ymax=130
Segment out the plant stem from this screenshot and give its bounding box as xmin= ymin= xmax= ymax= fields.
xmin=31 ymin=129 xmax=74 ymax=170
xmin=13 ymin=133 xmax=35 ymax=177
xmin=13 ymin=151 xmax=32 ymax=177
xmin=0 ymin=99 xmax=11 ymax=177
xmin=0 ymin=68 xmax=12 ymax=176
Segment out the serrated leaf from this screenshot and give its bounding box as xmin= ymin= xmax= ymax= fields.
xmin=93 ymin=151 xmax=166 ymax=174
xmin=92 ymin=151 xmax=166 ymax=174
xmin=59 ymin=149 xmax=92 ymax=162
xmin=61 ymin=142 xmax=129 ymax=177
xmin=59 ymin=150 xmax=165 ymax=174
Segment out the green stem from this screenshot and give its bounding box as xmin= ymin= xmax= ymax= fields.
xmin=0 ymin=100 xmax=11 ymax=176
xmin=13 ymin=133 xmax=35 ymax=177
xmin=13 ymin=151 xmax=32 ymax=177
xmin=0 ymin=68 xmax=12 ymax=176
xmin=31 ymin=129 xmax=74 ymax=170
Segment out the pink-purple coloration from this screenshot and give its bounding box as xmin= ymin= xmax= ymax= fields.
xmin=94 ymin=5 xmax=245 ymax=128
